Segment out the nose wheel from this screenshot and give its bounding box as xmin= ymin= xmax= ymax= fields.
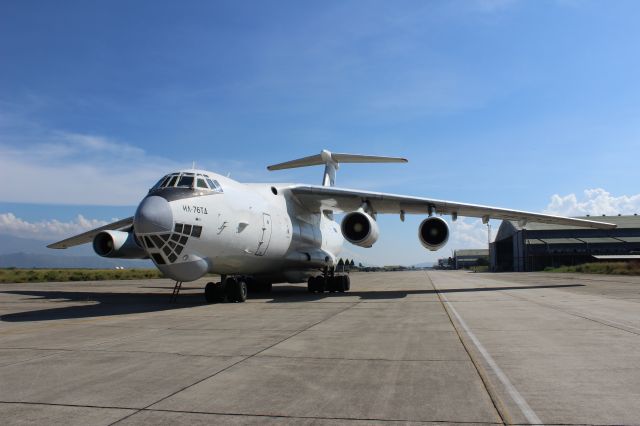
xmin=205 ymin=276 xmax=247 ymax=303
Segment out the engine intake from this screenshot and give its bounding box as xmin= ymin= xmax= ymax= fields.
xmin=341 ymin=211 xmax=379 ymax=248
xmin=418 ymin=217 xmax=449 ymax=251
xmin=93 ymin=230 xmax=148 ymax=259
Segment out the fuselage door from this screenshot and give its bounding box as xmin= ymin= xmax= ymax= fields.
xmin=255 ymin=213 xmax=272 ymax=256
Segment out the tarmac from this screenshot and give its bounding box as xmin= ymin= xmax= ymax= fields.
xmin=1 ymin=270 xmax=640 ymax=425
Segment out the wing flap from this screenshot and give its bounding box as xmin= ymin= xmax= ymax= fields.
xmin=47 ymin=216 xmax=134 ymax=249
xmin=289 ymin=186 xmax=616 ymax=229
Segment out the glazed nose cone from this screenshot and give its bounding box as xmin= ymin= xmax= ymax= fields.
xmin=134 ymin=196 xmax=173 ymax=234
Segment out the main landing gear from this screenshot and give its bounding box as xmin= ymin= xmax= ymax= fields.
xmin=308 ymin=274 xmax=350 ymax=294
xmin=205 ymin=276 xmax=248 ymax=304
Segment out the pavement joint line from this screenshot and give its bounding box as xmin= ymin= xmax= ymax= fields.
xmin=0 ymin=400 xmax=136 ymax=412
xmin=498 ymin=292 xmax=640 ymax=337
xmin=427 ymin=272 xmax=542 ymax=426
xmin=140 ymin=406 xmax=504 ymax=424
xmin=107 ymin=300 xmax=362 ymax=426
xmin=0 ymin=401 xmax=502 ymax=425
xmin=425 ymin=273 xmax=512 ymax=425
xmin=254 ymin=353 xmax=472 ymax=362
xmin=0 ymin=346 xmax=481 ymax=362
xmin=467 ymin=273 xmax=640 ymax=335
xmin=0 ymin=350 xmax=68 ymax=369
xmin=0 ymin=346 xmax=238 ymax=359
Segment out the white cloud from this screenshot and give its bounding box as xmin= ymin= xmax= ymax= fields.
xmin=0 ymin=112 xmax=265 ymax=205
xmin=0 ymin=129 xmax=184 ymax=205
xmin=0 ymin=213 xmax=110 ymax=241
xmin=544 ymin=188 xmax=640 ymax=217
xmin=450 ymin=218 xmax=494 ymax=247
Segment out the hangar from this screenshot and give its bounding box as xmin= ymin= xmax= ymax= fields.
xmin=490 ymin=215 xmax=640 ymax=272
xmin=454 ymin=249 xmax=489 ymax=269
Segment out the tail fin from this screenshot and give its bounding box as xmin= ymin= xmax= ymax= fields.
xmin=267 ymin=150 xmax=407 ymax=186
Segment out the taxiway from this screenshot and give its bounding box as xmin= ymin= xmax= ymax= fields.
xmin=1 ymin=270 xmax=640 ymax=425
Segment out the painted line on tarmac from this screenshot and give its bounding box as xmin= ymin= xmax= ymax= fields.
xmin=436 ymin=288 xmax=542 ymax=425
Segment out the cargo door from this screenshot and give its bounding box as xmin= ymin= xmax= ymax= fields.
xmin=255 ymin=213 xmax=272 ymax=256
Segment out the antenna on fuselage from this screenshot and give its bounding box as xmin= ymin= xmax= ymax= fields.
xmin=266 ymin=149 xmax=408 ymax=187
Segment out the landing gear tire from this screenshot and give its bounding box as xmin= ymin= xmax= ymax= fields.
xmin=341 ymin=275 xmax=350 ymax=292
xmin=327 ymin=277 xmax=337 ymax=292
xmin=226 ymin=278 xmax=247 ymax=303
xmin=308 ymin=276 xmax=325 ymax=293
xmin=205 ymin=281 xmax=226 ymax=303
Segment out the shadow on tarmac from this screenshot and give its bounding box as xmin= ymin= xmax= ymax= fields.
xmin=0 ymin=290 xmax=207 ymax=322
xmin=1 ymin=283 xmax=584 ymax=322
xmin=265 ymin=283 xmax=586 ymax=302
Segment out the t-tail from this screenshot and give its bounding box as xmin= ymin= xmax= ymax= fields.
xmin=267 ymin=149 xmax=408 ymax=186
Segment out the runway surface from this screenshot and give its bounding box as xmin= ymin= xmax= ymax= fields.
xmin=1 ymin=270 xmax=640 ymax=425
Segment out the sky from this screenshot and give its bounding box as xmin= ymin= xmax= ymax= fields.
xmin=1 ymin=0 xmax=640 ymax=265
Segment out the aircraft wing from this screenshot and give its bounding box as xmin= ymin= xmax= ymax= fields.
xmin=289 ymin=186 xmax=616 ymax=229
xmin=47 ymin=217 xmax=134 ymax=249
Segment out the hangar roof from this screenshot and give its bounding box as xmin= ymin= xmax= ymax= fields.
xmin=496 ymin=215 xmax=640 ymax=242
xmin=509 ymin=215 xmax=640 ymax=231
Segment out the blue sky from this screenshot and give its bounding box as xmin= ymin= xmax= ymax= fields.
xmin=1 ymin=0 xmax=640 ymax=265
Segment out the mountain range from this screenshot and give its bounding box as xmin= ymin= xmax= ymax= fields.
xmin=0 ymin=234 xmax=152 ymax=269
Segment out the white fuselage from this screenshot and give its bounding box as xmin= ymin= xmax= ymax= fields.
xmin=136 ymin=171 xmax=343 ymax=283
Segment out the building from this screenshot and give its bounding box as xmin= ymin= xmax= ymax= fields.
xmin=454 ymin=249 xmax=489 ymax=269
xmin=490 ymin=215 xmax=640 ymax=272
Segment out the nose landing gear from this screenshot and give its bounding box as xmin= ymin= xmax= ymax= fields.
xmin=204 ymin=275 xmax=248 ymax=303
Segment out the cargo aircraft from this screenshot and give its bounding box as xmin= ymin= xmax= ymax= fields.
xmin=49 ymin=150 xmax=616 ymax=303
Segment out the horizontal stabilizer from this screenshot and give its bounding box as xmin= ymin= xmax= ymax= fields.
xmin=267 ymin=150 xmax=407 ymax=171
xmin=267 ymin=149 xmax=407 ymax=187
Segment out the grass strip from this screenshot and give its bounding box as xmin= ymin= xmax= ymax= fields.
xmin=0 ymin=268 xmax=165 ymax=283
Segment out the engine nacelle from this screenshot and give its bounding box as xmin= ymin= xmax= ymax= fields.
xmin=418 ymin=217 xmax=450 ymax=251
xmin=341 ymin=211 xmax=380 ymax=248
xmin=93 ymin=230 xmax=148 ymax=259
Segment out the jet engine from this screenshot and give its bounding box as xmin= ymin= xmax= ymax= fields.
xmin=418 ymin=217 xmax=449 ymax=251
xmin=341 ymin=211 xmax=379 ymax=248
xmin=93 ymin=230 xmax=148 ymax=259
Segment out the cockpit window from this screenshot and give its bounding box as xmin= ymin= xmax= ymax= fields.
xmin=206 ymin=178 xmax=223 ymax=193
xmin=150 ymin=172 xmax=223 ymax=193
xmin=165 ymin=175 xmax=179 ymax=188
xmin=176 ymin=174 xmax=194 ymax=188
xmin=150 ymin=176 xmax=167 ymax=191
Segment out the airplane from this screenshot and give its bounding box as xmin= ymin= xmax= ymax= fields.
xmin=48 ymin=150 xmax=616 ymax=303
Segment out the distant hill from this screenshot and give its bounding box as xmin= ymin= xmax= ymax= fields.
xmin=0 ymin=252 xmax=153 ymax=269
xmin=0 ymin=234 xmax=152 ymax=269
xmin=0 ymin=234 xmax=63 ymax=256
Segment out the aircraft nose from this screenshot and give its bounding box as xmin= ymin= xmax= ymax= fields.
xmin=134 ymin=196 xmax=173 ymax=234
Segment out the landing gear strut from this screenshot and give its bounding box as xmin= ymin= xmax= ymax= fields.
xmin=204 ymin=275 xmax=248 ymax=304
